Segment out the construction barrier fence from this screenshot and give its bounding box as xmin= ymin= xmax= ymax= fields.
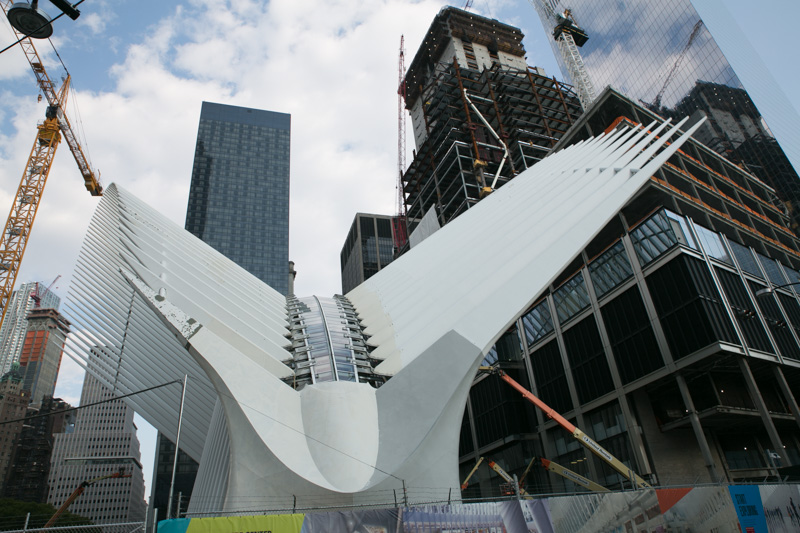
xmin=156 ymin=484 xmax=800 ymax=533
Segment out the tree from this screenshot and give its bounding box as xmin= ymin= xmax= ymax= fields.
xmin=0 ymin=498 xmax=93 ymax=531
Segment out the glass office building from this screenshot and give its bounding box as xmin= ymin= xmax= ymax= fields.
xmin=458 ymin=88 xmax=800 ymax=498
xmin=533 ymin=0 xmax=800 ymax=232
xmin=155 ymin=102 xmax=291 ymax=518
xmin=340 ymin=213 xmax=396 ymax=294
xmin=185 ymin=102 xmax=291 ymax=294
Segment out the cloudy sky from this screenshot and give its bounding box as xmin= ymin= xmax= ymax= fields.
xmin=1 ymin=0 xmax=798 ymax=501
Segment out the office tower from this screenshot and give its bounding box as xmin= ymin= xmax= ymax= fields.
xmin=401 ymin=7 xmax=582 ymax=234
xmin=0 ymin=365 xmax=29 ymax=488
xmin=151 ymin=103 xmax=293 ymax=518
xmin=185 ymin=101 xmax=291 ymax=295
xmin=531 ymin=0 xmax=800 ymax=232
xmin=3 ymin=396 xmax=73 ymax=502
xmin=48 ymin=372 xmax=146 ymax=523
xmin=340 ymin=213 xmax=396 ymax=293
xmin=459 ymin=87 xmax=800 ymax=497
xmin=0 ymin=281 xmax=59 ymax=375
xmin=17 ymin=307 xmax=70 ymax=406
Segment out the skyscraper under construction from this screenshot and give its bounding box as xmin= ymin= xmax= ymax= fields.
xmin=400 ymin=6 xmax=582 ymax=235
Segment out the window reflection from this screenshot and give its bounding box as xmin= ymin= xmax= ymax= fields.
xmin=553 ymin=273 xmax=590 ymax=324
xmin=693 ymin=223 xmax=733 ymax=264
xmin=589 ymin=241 xmax=632 ymax=299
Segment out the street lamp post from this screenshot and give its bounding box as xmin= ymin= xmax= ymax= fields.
xmin=166 ymin=374 xmax=188 ymax=520
xmin=755 ymin=282 xmax=800 ymax=298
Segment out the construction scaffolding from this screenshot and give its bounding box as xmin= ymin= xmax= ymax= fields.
xmin=401 ymin=61 xmax=582 ymax=230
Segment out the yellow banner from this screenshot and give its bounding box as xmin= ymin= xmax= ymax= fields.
xmin=184 ymin=514 xmax=305 ymax=533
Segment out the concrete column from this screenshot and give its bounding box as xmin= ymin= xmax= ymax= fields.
xmin=773 ymin=365 xmax=800 ymax=430
xmin=675 ymin=373 xmax=721 ymax=482
xmin=739 ymin=357 xmax=791 ymax=465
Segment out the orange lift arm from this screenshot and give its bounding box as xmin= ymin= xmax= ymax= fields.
xmin=479 ymin=366 xmax=651 ymax=489
xmin=538 ymin=457 xmax=610 ymax=493
xmin=0 ymin=1 xmax=102 ymax=332
xmin=44 ymin=469 xmax=130 ymax=527
xmin=461 ymin=456 xmax=534 ymax=498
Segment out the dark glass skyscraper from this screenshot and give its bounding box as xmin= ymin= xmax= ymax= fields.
xmin=154 ymin=102 xmax=291 ymax=519
xmin=533 ymin=1 xmax=800 ymax=232
xmin=340 ymin=213 xmax=396 ymax=294
xmin=185 ymin=101 xmax=291 ymax=294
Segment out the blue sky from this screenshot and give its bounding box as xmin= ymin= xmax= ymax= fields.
xmin=1 ymin=0 xmax=798 ymax=503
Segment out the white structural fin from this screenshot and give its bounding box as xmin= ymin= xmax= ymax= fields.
xmin=64 ymin=117 xmax=705 ymax=508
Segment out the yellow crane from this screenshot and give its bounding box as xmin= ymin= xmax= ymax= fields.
xmin=0 ymin=0 xmax=102 ymax=330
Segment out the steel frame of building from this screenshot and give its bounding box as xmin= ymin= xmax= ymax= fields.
xmin=402 ymin=61 xmax=582 ymax=229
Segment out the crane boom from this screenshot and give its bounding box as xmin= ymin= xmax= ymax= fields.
xmin=0 ymin=0 xmax=103 ymax=332
xmin=479 ymin=366 xmax=651 ymax=489
xmin=3 ymin=2 xmax=103 ymax=197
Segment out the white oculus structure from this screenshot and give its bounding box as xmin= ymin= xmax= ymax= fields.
xmin=64 ymin=116 xmax=704 ymax=511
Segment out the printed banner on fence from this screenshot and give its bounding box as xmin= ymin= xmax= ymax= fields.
xmin=158 ymin=514 xmax=305 ymax=533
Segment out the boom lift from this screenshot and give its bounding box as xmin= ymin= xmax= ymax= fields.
xmin=461 ymin=456 xmax=533 ymax=498
xmin=44 ymin=469 xmax=130 ymax=527
xmin=0 ymin=1 xmax=102 ymax=332
xmin=478 ymin=366 xmax=651 ymax=489
xmin=461 ymin=455 xmax=609 ymax=495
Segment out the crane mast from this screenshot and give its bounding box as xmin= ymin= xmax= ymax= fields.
xmin=529 ymin=1 xmax=596 ymax=108
xmin=0 ymin=0 xmax=102 ymax=331
xmin=392 ymin=35 xmax=408 ymax=252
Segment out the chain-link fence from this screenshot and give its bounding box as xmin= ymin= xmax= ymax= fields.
xmin=0 ymin=521 xmax=144 ymax=533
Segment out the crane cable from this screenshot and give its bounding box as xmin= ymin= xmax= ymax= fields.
xmin=0 ymin=0 xmax=88 ymax=56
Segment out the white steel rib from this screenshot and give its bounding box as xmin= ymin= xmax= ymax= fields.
xmin=64 ymin=117 xmax=704 ymax=510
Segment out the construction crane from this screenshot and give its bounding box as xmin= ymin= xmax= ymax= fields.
xmin=650 ymin=20 xmax=703 ymax=110
xmin=29 ymin=274 xmax=60 ymax=308
xmin=44 ymin=468 xmax=130 ymax=527
xmin=479 ymin=366 xmax=651 ymax=489
xmin=392 ymin=35 xmax=408 ymax=252
xmin=0 ymin=0 xmax=102 ymax=333
xmin=528 ymin=1 xmax=595 ymax=108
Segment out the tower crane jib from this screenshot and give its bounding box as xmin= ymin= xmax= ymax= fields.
xmin=0 ymin=0 xmax=103 ymax=332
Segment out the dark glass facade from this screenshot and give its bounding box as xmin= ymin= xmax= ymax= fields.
xmin=185 ymin=102 xmax=291 ymax=294
xmin=535 ymin=0 xmax=800 ymax=232
xmin=459 ymin=90 xmax=800 ymax=497
xmin=157 ymin=103 xmax=290 ymax=517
